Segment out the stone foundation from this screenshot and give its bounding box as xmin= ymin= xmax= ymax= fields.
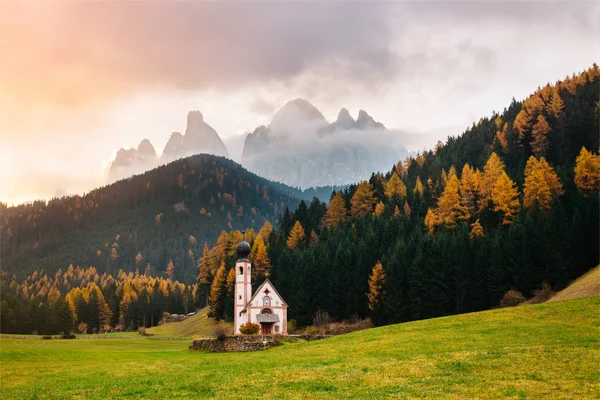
xmin=189 ymin=334 xmax=332 ymax=352
xmin=189 ymin=336 xmax=272 ymax=352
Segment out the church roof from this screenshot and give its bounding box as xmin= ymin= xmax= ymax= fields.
xmin=240 ymin=278 xmax=288 ymax=314
xmin=236 ymin=240 xmax=251 ymax=260
xmin=250 ymin=278 xmax=288 ymax=308
xmin=256 ymin=313 xmax=280 ymax=323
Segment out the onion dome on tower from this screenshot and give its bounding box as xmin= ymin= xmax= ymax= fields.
xmin=236 ymin=240 xmax=251 ymax=260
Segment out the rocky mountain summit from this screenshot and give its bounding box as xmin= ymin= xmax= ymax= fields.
xmin=109 ymin=139 xmax=159 ymax=180
xmin=107 ymin=102 xmax=405 ymax=188
xmin=161 ymin=110 xmax=229 ymax=164
xmin=108 ymin=111 xmax=229 ymax=181
xmin=241 ymin=99 xmax=406 ymax=188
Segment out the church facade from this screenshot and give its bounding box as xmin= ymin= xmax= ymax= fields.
xmin=234 ymin=240 xmax=288 ymax=335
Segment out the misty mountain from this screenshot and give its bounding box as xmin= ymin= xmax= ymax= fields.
xmin=108 ymin=111 xmax=229 ymax=182
xmin=108 ymin=139 xmax=159 ymax=181
xmin=161 ymin=110 xmax=229 ymax=164
xmin=242 ymin=98 xmax=407 ymax=188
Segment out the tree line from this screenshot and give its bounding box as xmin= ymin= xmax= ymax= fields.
xmin=0 ymin=265 xmax=200 ymax=334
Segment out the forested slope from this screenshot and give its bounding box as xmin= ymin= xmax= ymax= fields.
xmin=1 ymin=155 xmax=328 ymax=282
xmin=200 ymin=65 xmax=600 ymax=327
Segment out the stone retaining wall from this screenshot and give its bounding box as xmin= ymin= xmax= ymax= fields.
xmin=189 ymin=334 xmax=332 ymax=352
xmin=189 ymin=336 xmax=271 ymax=352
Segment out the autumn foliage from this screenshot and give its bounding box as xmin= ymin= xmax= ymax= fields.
xmin=287 ymin=221 xmax=306 ymax=249
xmin=574 ymin=147 xmax=600 ymax=194
xmin=351 ymin=181 xmax=376 ymax=218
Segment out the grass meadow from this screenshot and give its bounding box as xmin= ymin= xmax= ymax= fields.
xmin=144 ymin=307 xmax=232 ymax=339
xmin=1 ymin=296 xmax=598 ymax=399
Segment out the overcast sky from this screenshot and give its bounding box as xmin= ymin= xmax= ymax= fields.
xmin=1 ymin=1 xmax=598 ymax=204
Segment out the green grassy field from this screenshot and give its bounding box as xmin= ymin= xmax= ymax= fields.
xmin=1 ymin=297 xmax=598 ymax=399
xmin=145 ymin=307 xmax=232 ymax=338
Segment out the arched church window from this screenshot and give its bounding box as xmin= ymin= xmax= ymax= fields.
xmin=263 ymin=297 xmax=271 ymax=307
xmin=239 ymin=266 xmax=243 ymax=275
xmin=261 ymin=308 xmax=272 ymax=314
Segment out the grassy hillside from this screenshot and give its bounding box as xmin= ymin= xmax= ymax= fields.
xmin=1 ymin=296 xmax=598 ymax=399
xmin=146 ymin=307 xmax=232 ymax=338
xmin=549 ymin=265 xmax=600 ymax=302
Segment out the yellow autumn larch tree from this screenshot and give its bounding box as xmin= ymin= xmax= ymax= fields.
xmin=207 ymin=263 xmax=227 ymax=317
xmin=469 ymin=219 xmax=485 ymax=240
xmin=257 ymin=220 xmax=273 ymax=242
xmin=374 ymin=201 xmax=385 ymax=216
xmin=574 ymin=147 xmax=600 ymax=194
xmin=491 ymin=172 xmax=520 ymax=225
xmin=367 ymin=262 xmax=386 ymax=323
xmin=251 ymin=235 xmax=271 ymax=277
xmin=403 ymin=200 xmax=411 ymax=218
xmin=395 ymin=160 xmax=407 ymax=177
xmin=460 ymin=164 xmax=481 ymax=215
xmin=523 ymin=156 xmax=564 ymax=213
xmin=414 ymin=176 xmax=424 ymax=198
xmin=479 ymin=152 xmax=506 ymax=211
xmin=165 ymin=259 xmax=175 ymax=280
xmin=287 ymin=221 xmax=306 ymax=249
xmin=436 ymin=174 xmax=470 ymax=228
xmin=351 ymin=181 xmax=376 ymax=218
xmin=384 ymin=172 xmax=407 ymax=199
xmin=549 ymin=87 xmax=564 ymax=117
xmin=424 ymin=208 xmax=441 ymax=234
xmin=531 ymin=115 xmax=551 ymax=158
xmin=325 ymin=192 xmax=347 ymax=228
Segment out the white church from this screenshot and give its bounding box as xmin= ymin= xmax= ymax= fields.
xmin=234 ymin=239 xmax=288 ymax=335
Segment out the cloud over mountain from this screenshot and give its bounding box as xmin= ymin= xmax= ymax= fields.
xmin=242 ymin=99 xmax=408 ymax=188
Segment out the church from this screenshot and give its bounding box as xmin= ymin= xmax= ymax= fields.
xmin=234 ymin=239 xmax=288 ymax=335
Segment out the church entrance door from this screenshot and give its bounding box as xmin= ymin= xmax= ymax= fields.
xmin=260 ymin=323 xmax=273 ymax=335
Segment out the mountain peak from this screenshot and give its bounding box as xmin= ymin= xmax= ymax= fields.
xmin=334 ymin=108 xmax=356 ymax=130
xmin=187 ymin=110 xmax=204 ymax=124
xmin=137 ymin=139 xmax=157 ymax=156
xmin=270 ymin=98 xmax=327 ymax=132
xmin=356 ymin=109 xmax=385 ymax=130
xmin=161 ymin=111 xmax=229 ymax=162
xmin=168 ymin=131 xmax=183 ymax=141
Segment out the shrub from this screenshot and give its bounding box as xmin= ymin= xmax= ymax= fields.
xmin=42 ymin=335 xmax=53 ymax=340
xmin=530 ymin=282 xmax=554 ymax=304
xmin=287 ymin=319 xmax=297 ymax=334
xmin=213 ymin=325 xmax=229 ymax=341
xmin=324 ymin=319 xmax=373 ymax=335
xmin=303 ymin=325 xmax=319 ymax=335
xmin=500 ymin=289 xmax=526 ymax=307
xmin=78 ymin=322 xmax=88 ymax=334
xmin=239 ymin=323 xmax=260 ymax=335
xmin=272 ymin=334 xmax=282 ymax=346
xmin=61 ymin=332 xmax=77 ymax=339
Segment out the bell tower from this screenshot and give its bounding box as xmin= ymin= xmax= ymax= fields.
xmin=234 ymin=239 xmax=252 ymax=335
